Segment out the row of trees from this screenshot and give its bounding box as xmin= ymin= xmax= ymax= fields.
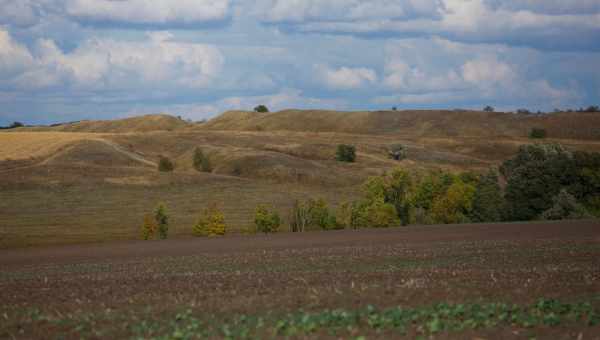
xmin=483 ymin=106 xmax=600 ymax=114
xmin=143 ymin=143 xmax=598 ymax=239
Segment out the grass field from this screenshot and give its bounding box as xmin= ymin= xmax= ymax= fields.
xmin=1 ymin=221 xmax=599 ymax=339
xmin=2 ymin=110 xmax=600 ymax=248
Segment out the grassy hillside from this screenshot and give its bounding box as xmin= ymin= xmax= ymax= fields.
xmin=201 ymin=109 xmax=600 ymax=140
xmin=1 ymin=109 xmax=600 ymax=248
xmin=22 ymin=114 xmax=189 ymax=133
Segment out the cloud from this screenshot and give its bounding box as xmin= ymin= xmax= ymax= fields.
xmin=0 ymin=29 xmax=224 ymax=91
xmin=65 ymin=0 xmax=232 ymax=28
xmin=256 ymin=0 xmax=442 ymax=23
xmin=256 ymin=0 xmax=600 ymax=51
xmin=315 ymin=65 xmax=377 ymax=90
xmin=125 ymin=88 xmax=348 ymax=120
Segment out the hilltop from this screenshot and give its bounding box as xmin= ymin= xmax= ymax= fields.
xmin=201 ymin=109 xmax=600 ymax=140
xmin=22 ymin=114 xmax=189 ymax=133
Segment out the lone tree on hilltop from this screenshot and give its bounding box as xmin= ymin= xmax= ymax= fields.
xmin=483 ymin=106 xmax=495 ymax=112
xmin=254 ymin=105 xmax=269 ymax=113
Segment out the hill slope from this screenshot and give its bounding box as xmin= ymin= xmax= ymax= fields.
xmin=201 ymin=109 xmax=600 ymax=140
xmin=24 ymin=114 xmax=190 ymax=133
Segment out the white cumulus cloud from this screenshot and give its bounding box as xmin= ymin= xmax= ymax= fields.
xmin=0 ymin=29 xmax=224 ymax=91
xmin=65 ymin=0 xmax=231 ymax=26
xmin=316 ymin=65 xmax=377 ymax=90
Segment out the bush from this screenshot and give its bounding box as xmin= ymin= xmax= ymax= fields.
xmin=193 ymin=204 xmax=226 ymax=237
xmin=193 ymin=148 xmax=212 ymax=172
xmin=158 ymin=156 xmax=174 ymax=172
xmin=155 ymin=204 xmax=169 ymax=239
xmin=254 ymin=205 xmax=281 ymax=234
xmin=357 ymin=199 xmax=398 ymax=228
xmin=254 ymin=105 xmax=269 ymax=113
xmin=483 ymin=106 xmax=495 ymax=112
xmin=529 ymin=128 xmax=547 ymax=139
xmin=387 ymin=144 xmax=407 ymax=161
xmin=540 ymin=189 xmax=591 ymax=220
xmin=140 ymin=213 xmax=158 ymax=240
xmin=306 ymin=198 xmax=338 ymax=230
xmin=336 ymin=144 xmax=356 ymax=162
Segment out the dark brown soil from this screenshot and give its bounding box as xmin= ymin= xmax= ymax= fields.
xmin=1 ymin=220 xmax=599 ymax=339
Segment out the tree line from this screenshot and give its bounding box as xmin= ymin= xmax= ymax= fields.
xmin=141 ymin=142 xmax=599 ymax=240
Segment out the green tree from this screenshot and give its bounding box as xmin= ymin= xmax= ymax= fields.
xmin=254 ymin=105 xmax=269 ymax=113
xmin=384 ymin=169 xmax=413 ymax=225
xmin=470 ymin=170 xmax=504 ymax=222
xmin=155 ymin=204 xmax=169 ymax=239
xmin=430 ymin=180 xmax=476 ymax=224
xmin=529 ymin=128 xmax=547 ymax=139
xmin=336 ymin=144 xmax=356 ymax=162
xmin=306 ymin=198 xmax=338 ymax=230
xmin=193 ymin=148 xmax=212 ymax=172
xmin=502 ymin=144 xmax=575 ymax=221
xmin=193 ymin=204 xmax=226 ymax=237
xmin=254 ymin=205 xmax=281 ymax=234
xmin=540 ymin=189 xmax=591 ymax=220
xmin=158 ymin=156 xmax=174 ymax=172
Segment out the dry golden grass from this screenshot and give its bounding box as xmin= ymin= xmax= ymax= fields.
xmin=0 ymin=132 xmax=99 ymax=161
xmin=1 ymin=110 xmax=600 ymax=249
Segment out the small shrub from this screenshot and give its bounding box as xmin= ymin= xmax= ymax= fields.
xmin=193 ymin=204 xmax=226 ymax=237
xmin=306 ymin=198 xmax=338 ymax=230
xmin=158 ymin=156 xmax=174 ymax=172
xmin=155 ymin=204 xmax=169 ymax=239
xmin=193 ymin=148 xmax=212 ymax=172
xmin=254 ymin=204 xmax=281 ymax=234
xmin=387 ymin=144 xmax=407 ymax=161
xmin=336 ymin=144 xmax=356 ymax=162
xmin=140 ymin=213 xmax=158 ymax=240
xmin=254 ymin=105 xmax=269 ymax=113
xmin=529 ymin=128 xmax=547 ymax=139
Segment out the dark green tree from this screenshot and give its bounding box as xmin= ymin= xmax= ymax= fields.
xmin=540 ymin=189 xmax=591 ymax=220
xmin=155 ymin=204 xmax=169 ymax=239
xmin=501 ymin=144 xmax=576 ymax=221
xmin=336 ymin=144 xmax=356 ymax=162
xmin=158 ymin=156 xmax=174 ymax=172
xmin=254 ymin=105 xmax=269 ymax=113
xmin=470 ymin=170 xmax=504 ymax=222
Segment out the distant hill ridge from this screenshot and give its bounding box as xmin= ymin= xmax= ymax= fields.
xmin=17 ymin=110 xmax=600 ymax=140
xmin=23 ymin=114 xmax=188 ymax=133
xmin=201 ymin=109 xmax=600 ymax=140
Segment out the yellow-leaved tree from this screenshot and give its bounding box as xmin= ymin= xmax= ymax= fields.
xmin=193 ymin=204 xmax=226 ymax=237
xmin=141 ymin=213 xmax=158 ymax=240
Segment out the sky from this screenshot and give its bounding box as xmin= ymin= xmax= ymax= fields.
xmin=0 ymin=0 xmax=599 ymax=125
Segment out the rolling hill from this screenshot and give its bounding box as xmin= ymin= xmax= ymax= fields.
xmin=201 ymin=109 xmax=600 ymax=140
xmin=1 ymin=109 xmax=600 ymax=248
